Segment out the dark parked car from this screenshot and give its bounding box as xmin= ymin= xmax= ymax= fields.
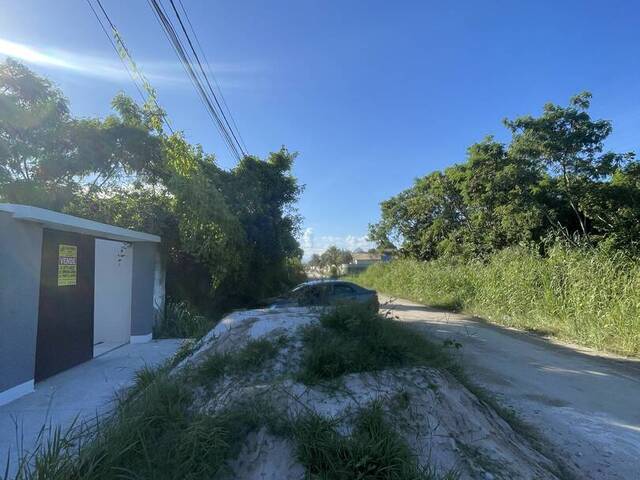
xmin=269 ymin=280 xmax=379 ymax=312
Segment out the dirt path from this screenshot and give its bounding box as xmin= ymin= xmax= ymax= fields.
xmin=381 ymin=295 xmax=640 ymax=480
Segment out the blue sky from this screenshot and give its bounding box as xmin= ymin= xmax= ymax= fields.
xmin=1 ymin=1 xmax=639 ymax=258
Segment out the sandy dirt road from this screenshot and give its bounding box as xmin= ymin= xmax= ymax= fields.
xmin=381 ymin=295 xmax=640 ymax=480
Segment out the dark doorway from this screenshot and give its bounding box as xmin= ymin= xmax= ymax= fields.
xmin=35 ymin=229 xmax=95 ymax=381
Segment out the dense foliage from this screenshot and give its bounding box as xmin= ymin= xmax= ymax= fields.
xmin=0 ymin=59 xmax=305 ymax=312
xmin=369 ymin=92 xmax=639 ymax=259
xmin=353 ymin=248 xmax=640 ymax=356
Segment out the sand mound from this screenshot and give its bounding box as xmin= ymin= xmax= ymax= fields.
xmin=176 ymin=307 xmax=563 ymax=479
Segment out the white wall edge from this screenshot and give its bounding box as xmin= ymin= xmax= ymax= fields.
xmin=130 ymin=333 xmax=153 ymax=344
xmin=0 ymin=379 xmax=34 ymax=407
xmin=0 ymin=203 xmax=160 ymax=243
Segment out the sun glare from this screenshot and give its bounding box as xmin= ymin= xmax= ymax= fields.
xmin=0 ymin=38 xmax=74 ymax=70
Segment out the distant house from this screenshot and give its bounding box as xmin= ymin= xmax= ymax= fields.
xmin=347 ymin=251 xmax=393 ymax=274
xmin=352 ymin=252 xmax=382 ymax=265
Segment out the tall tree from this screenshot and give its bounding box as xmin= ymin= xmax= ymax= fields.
xmin=370 ymin=94 xmax=639 ymax=259
xmin=505 ymin=92 xmax=634 ymax=239
xmin=460 ymin=137 xmax=545 ymax=256
xmin=319 ymin=246 xmax=352 ymax=267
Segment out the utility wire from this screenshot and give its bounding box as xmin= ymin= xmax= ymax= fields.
xmin=149 ymin=0 xmax=240 ymax=161
xmin=85 ymin=0 xmax=146 ymax=104
xmin=86 ymin=0 xmax=174 ymax=134
xmin=147 ymin=0 xmax=238 ymax=160
xmin=147 ymin=0 xmax=245 ymax=161
xmin=171 ymin=0 xmax=248 ymax=155
xmin=153 ymin=0 xmax=242 ymax=160
xmin=176 ymin=0 xmax=248 ymax=154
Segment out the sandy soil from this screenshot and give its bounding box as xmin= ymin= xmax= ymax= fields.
xmin=380 ymin=295 xmax=640 ymax=480
xmin=177 ymin=306 xmax=568 ymax=479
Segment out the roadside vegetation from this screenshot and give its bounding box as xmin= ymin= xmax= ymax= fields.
xmin=353 ymin=247 xmax=640 ymax=356
xmin=298 ymin=303 xmax=455 ymax=384
xmin=365 ymin=92 xmax=640 ymax=357
xmin=0 ymin=59 xmax=305 ymax=318
xmin=154 ymin=300 xmax=215 ymax=338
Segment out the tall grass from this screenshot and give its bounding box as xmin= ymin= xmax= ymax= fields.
xmin=6 ymin=371 xmax=268 ymax=480
xmin=353 ymin=246 xmax=640 ymax=357
xmin=154 ymin=299 xmax=215 ymax=339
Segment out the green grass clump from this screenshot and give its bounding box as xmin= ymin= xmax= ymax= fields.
xmin=154 ymin=299 xmax=216 ymax=339
xmin=351 ymin=245 xmax=640 ymax=357
xmin=298 ymin=303 xmax=453 ymax=384
xmin=193 ymin=337 xmax=286 ymax=386
xmin=233 ymin=336 xmax=287 ymax=371
xmin=8 ymin=371 xmax=268 ymax=480
xmin=293 ymin=402 xmax=455 ymax=480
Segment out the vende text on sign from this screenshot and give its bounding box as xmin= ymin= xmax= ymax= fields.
xmin=58 ymin=244 xmax=77 ymax=286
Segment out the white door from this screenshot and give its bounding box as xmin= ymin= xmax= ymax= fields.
xmin=93 ymin=239 xmax=133 ymax=356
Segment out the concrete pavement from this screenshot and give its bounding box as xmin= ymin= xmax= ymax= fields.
xmin=382 ymin=296 xmax=640 ymax=480
xmin=0 ymin=339 xmax=183 ymax=477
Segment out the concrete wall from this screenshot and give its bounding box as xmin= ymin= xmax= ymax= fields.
xmin=130 ymin=242 xmax=158 ymax=339
xmin=0 ymin=213 xmax=43 ymax=398
xmin=94 ymin=239 xmax=133 ymax=349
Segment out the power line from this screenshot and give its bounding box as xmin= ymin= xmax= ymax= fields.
xmin=147 ymin=0 xmax=246 ymax=161
xmin=176 ymin=0 xmax=248 ymax=154
xmin=151 ymin=0 xmax=243 ymax=160
xmin=86 ymin=0 xmax=174 ymax=134
xmin=148 ymin=0 xmax=240 ymax=161
xmin=85 ymin=0 xmax=146 ymax=104
xmin=170 ymin=0 xmax=248 ymax=155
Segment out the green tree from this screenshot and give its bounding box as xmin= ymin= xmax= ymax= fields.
xmin=1 ymin=59 xmax=304 ymax=312
xmin=307 ymin=253 xmax=322 ymax=267
xmin=319 ymin=246 xmax=352 ymax=267
xmin=505 ymin=92 xmax=634 ymax=239
xmin=0 ymin=59 xmax=164 ymax=208
xmin=369 ymin=165 xmax=468 ymax=260
xmin=0 ymin=59 xmax=77 ymax=208
xmin=459 ymin=137 xmax=545 ymax=256
xmin=370 ymin=93 xmax=639 ymax=261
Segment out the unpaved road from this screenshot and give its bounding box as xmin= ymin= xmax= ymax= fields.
xmin=382 ymin=296 xmax=640 ymax=480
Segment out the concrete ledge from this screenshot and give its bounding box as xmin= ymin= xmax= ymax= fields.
xmin=130 ymin=333 xmax=153 ymax=344
xmin=0 ymin=379 xmax=34 ymax=407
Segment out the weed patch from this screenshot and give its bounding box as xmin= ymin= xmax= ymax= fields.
xmin=298 ymin=303 xmax=454 ymax=384
xmin=7 ymin=373 xmax=273 ymax=480
xmin=293 ymin=402 xmax=456 ymax=480
xmin=192 ymin=337 xmax=287 ymax=387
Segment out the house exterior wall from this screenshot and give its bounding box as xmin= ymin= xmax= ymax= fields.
xmin=0 ymin=213 xmax=43 ymax=400
xmin=354 ymin=259 xmax=376 ymax=266
xmin=1 ymin=205 xmax=163 ymax=404
xmin=130 ymin=242 xmax=158 ymax=340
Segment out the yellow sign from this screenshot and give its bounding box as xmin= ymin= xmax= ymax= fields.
xmin=58 ymin=244 xmax=77 ymax=286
